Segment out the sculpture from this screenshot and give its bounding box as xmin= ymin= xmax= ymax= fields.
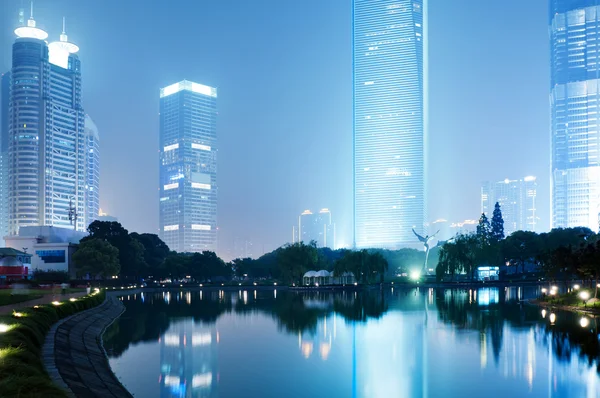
xmin=412 ymin=228 xmax=440 ymax=275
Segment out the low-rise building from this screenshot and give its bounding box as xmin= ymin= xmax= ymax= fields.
xmin=0 ymin=247 xmax=31 ymax=282
xmin=4 ymin=226 xmax=86 ymax=277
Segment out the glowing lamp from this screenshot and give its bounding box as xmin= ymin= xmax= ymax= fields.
xmin=549 ymin=313 xmax=556 ymax=324
xmin=410 ymin=271 xmax=421 ymax=281
xmin=0 ymin=324 xmax=9 ymax=333
xmin=574 ymin=284 xmax=580 ymax=290
xmin=579 ymin=291 xmax=590 ymax=302
xmin=580 ymin=317 xmax=590 ymax=328
xmin=52 ymin=301 xmax=61 ymax=306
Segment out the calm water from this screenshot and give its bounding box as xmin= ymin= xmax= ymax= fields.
xmin=104 ymin=287 xmax=600 ymax=398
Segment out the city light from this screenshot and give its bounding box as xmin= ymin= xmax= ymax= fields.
xmin=573 ymin=284 xmax=580 ymax=290
xmin=70 ymin=298 xmax=77 ymax=302
xmin=550 ymin=313 xmax=556 ymax=324
xmin=579 ymin=291 xmax=590 ymax=302
xmin=549 ymin=290 xmax=556 ymax=296
xmin=541 ymin=288 xmax=547 ymax=294
xmin=0 ymin=324 xmax=9 ymax=333
xmin=52 ymin=301 xmax=61 ymax=306
xmin=410 ymin=271 xmax=420 ymax=281
xmin=12 ymin=312 xmax=23 ymax=318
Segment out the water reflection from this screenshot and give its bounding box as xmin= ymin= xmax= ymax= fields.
xmin=105 ymin=287 xmax=600 ymax=397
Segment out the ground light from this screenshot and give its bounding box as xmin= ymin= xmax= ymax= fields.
xmin=574 ymin=284 xmax=581 ymax=290
xmin=549 ymin=290 xmax=556 ymax=296
xmin=52 ymin=301 xmax=61 ymax=306
xmin=410 ymin=271 xmax=420 ymax=281
xmin=70 ymin=298 xmax=77 ymax=302
xmin=541 ymin=288 xmax=547 ymax=293
xmin=579 ymin=290 xmax=590 ymax=305
xmin=0 ymin=324 xmax=9 ymax=333
xmin=550 ymin=313 xmax=556 ymax=324
xmin=12 ymin=312 xmax=23 ymax=318
xmin=541 ymin=309 xmax=547 ymax=318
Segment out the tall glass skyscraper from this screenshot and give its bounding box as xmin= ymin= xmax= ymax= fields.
xmin=551 ymin=1 xmax=600 ymax=230
xmin=7 ymin=10 xmax=94 ymax=235
xmin=353 ymin=0 xmax=428 ymax=248
xmin=481 ymin=177 xmax=538 ymax=236
xmin=159 ymin=80 xmax=218 ymax=253
xmin=85 ymin=115 xmax=100 ymax=227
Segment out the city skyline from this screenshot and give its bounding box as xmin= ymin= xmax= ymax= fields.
xmin=0 ymin=0 xmax=552 ymax=256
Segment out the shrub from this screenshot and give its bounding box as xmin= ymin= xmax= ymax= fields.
xmin=0 ymin=290 xmax=105 ymax=397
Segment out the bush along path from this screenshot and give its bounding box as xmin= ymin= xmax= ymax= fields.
xmin=0 ymin=289 xmax=105 ymax=397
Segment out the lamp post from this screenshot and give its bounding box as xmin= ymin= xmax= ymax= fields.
xmin=579 ymin=291 xmax=590 ymax=307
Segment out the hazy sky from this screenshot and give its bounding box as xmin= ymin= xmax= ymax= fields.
xmin=0 ymin=0 xmax=550 ymax=256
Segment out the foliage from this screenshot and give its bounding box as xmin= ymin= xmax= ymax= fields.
xmin=491 ymin=202 xmax=505 ymax=242
xmin=502 ymin=230 xmax=539 ymax=274
xmin=276 ymin=241 xmax=319 ymax=284
xmin=333 ymin=249 xmax=388 ymax=283
xmin=31 ymin=270 xmax=70 ymax=283
xmin=130 ymin=233 xmax=170 ymax=276
xmin=476 ymin=213 xmax=492 ymax=246
xmin=82 ymin=221 xmax=146 ymax=279
xmin=72 ymin=238 xmax=120 ymax=279
xmin=0 ymin=290 xmax=105 ymax=397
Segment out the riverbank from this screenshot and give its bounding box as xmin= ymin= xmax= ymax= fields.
xmin=43 ymin=294 xmax=132 ymax=398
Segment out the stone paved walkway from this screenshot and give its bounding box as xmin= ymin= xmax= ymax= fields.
xmin=43 ymin=295 xmax=132 ymax=398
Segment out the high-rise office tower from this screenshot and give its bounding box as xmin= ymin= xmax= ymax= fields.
xmin=8 ymin=10 xmax=90 ymax=235
xmin=298 ymin=209 xmax=336 ymax=249
xmin=85 ymin=115 xmax=100 ymax=227
xmin=550 ymin=1 xmax=600 ymax=230
xmin=159 ymin=80 xmax=218 ymax=253
xmin=481 ymin=177 xmax=538 ymax=236
xmin=0 ymin=72 xmax=10 ymax=242
xmin=353 ymin=0 xmax=428 ymax=248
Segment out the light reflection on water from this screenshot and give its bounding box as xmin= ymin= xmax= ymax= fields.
xmin=105 ymin=287 xmax=600 ymax=398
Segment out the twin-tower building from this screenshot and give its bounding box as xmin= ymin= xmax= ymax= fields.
xmin=1 ymin=8 xmax=99 ymax=240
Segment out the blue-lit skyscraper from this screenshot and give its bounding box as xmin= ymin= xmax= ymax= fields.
xmin=551 ymin=1 xmax=600 ymax=230
xmin=353 ymin=0 xmax=428 ymax=248
xmin=85 ymin=115 xmax=100 ymax=227
xmin=8 ymin=11 xmax=90 ymax=235
xmin=159 ymin=80 xmax=218 ymax=253
xmin=0 ymin=72 xmax=10 ymax=243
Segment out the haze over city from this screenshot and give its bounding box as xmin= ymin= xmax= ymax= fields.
xmin=0 ymin=0 xmax=549 ymax=256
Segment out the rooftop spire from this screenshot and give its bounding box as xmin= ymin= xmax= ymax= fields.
xmin=14 ymin=1 xmax=48 ymax=40
xmin=60 ymin=17 xmax=67 ymax=42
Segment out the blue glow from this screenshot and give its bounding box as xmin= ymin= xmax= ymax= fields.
xmin=353 ymin=0 xmax=427 ymax=248
xmin=551 ymin=3 xmax=600 ymax=230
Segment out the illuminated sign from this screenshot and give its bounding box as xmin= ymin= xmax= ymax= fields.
xmin=160 ymin=80 xmax=217 ymax=98
xmin=164 ymin=143 xmax=179 ymax=151
xmin=191 ymin=183 xmax=210 ymax=190
xmin=191 ymin=224 xmax=211 ymax=231
xmin=191 ymin=143 xmax=211 ymax=151
xmin=164 ymin=183 xmax=179 ymax=190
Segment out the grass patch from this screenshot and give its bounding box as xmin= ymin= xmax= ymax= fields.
xmin=0 ymin=288 xmax=85 ymax=306
xmin=0 ymin=290 xmax=105 ymax=397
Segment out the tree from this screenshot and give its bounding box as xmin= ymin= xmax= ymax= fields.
xmin=277 ymin=241 xmax=318 ymax=284
xmin=73 ymin=238 xmax=120 ymax=279
xmin=577 ymin=238 xmax=600 ymax=298
xmin=436 ymin=240 xmax=463 ymax=281
xmin=476 ymin=213 xmax=492 ymax=246
xmin=83 ymin=221 xmax=146 ymax=279
xmin=130 ymin=233 xmax=170 ymax=277
xmin=502 ymin=230 xmax=539 ymax=274
xmin=491 ymin=202 xmax=505 ymax=242
xmin=333 ymin=250 xmax=388 ymax=284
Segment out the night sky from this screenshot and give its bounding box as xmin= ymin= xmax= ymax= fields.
xmin=0 ymin=0 xmax=550 ymax=257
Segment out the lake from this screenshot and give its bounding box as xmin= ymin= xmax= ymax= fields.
xmin=103 ymin=286 xmax=600 ymax=398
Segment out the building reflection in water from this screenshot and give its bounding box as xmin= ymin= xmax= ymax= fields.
xmin=159 ymin=319 xmax=219 ymax=396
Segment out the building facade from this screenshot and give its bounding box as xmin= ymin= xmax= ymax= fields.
xmin=8 ymin=12 xmax=91 ymax=235
xmin=159 ymin=80 xmax=218 ymax=253
xmin=481 ymin=177 xmax=538 ymax=236
xmin=84 ymin=115 xmax=100 ymax=227
xmin=353 ymin=0 xmax=428 ymax=248
xmin=0 ymin=72 xmax=10 ymax=244
xmin=297 ymin=209 xmax=336 ymax=249
xmin=550 ymin=1 xmax=600 ymax=230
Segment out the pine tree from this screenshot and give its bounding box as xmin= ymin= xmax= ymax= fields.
xmin=476 ymin=213 xmax=492 ymax=245
xmin=491 ymin=202 xmax=505 ymax=241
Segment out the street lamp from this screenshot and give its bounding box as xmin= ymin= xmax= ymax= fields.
xmin=579 ymin=290 xmax=590 ymax=306
xmin=574 ymin=284 xmax=580 ymax=290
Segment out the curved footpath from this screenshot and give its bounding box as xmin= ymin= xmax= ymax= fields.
xmin=43 ymin=294 xmax=132 ymax=398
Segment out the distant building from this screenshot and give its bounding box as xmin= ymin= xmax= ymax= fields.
xmin=481 ymin=177 xmax=538 ymax=236
xmin=550 ymin=2 xmax=600 ymax=230
xmin=298 ymin=209 xmax=336 ymax=249
xmin=353 ymin=0 xmax=428 ymax=248
xmin=449 ymin=219 xmax=477 ymax=237
xmin=159 ymin=80 xmax=218 ymax=253
xmin=0 ymin=72 xmax=10 ymax=244
xmin=4 ymin=226 xmax=85 ymax=276
xmin=97 ymin=209 xmax=118 ymax=223
xmin=85 ymin=116 xmax=100 ymax=227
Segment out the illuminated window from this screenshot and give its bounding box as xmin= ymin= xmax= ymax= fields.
xmin=164 ymin=143 xmax=179 ymax=151
xmin=164 ymin=225 xmax=179 ymax=231
xmin=164 ymin=183 xmax=179 ymax=190
xmin=191 ymin=143 xmax=211 ymax=151
xmin=191 ymin=224 xmax=211 ymax=230
xmin=191 ymin=183 xmax=211 ymax=190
